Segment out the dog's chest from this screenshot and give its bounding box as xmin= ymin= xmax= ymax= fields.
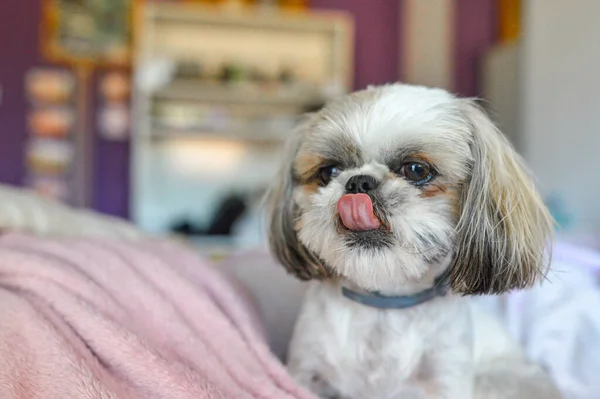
xmin=316 ymin=298 xmax=444 ymax=397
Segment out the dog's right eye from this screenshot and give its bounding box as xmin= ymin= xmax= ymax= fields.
xmin=401 ymin=162 xmax=433 ymax=185
xmin=319 ymin=165 xmax=342 ymax=185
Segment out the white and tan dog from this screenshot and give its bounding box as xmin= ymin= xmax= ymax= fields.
xmin=266 ymin=83 xmax=562 ymax=399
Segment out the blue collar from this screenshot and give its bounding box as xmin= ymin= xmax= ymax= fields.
xmin=341 ymin=274 xmax=451 ymax=309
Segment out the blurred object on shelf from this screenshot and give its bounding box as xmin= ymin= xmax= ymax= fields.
xmin=26 ymin=139 xmax=74 ymax=177
xmin=25 ymin=68 xmax=75 ymax=105
xmin=24 ymin=66 xmax=78 ymax=204
xmin=171 ymin=192 xmax=248 ymax=237
xmin=206 ymin=193 xmax=248 ymax=235
xmin=100 ymin=72 xmax=131 ymax=103
xmin=174 ymin=60 xmax=205 ymax=80
xmin=152 ymin=101 xmax=217 ymax=130
xmin=279 ymin=65 xmax=295 ymax=83
xmin=171 ymin=220 xmax=204 ymax=236
xmin=41 ymin=0 xmax=133 ymax=66
xmin=218 ymin=62 xmax=249 ymax=84
xmin=27 ymin=107 xmax=75 ymax=139
xmin=278 ymin=0 xmax=308 ymax=12
xmin=98 ymin=104 xmax=130 ymax=141
xmin=98 ymin=71 xmax=131 ymax=141
xmin=26 ymin=175 xmax=70 ymax=202
xmin=150 ymin=96 xmax=300 ymax=142
xmin=135 ymin=58 xmax=176 ymax=94
xmin=498 ymin=0 xmax=520 ymax=43
xmin=151 ymin=79 xmax=326 ymax=109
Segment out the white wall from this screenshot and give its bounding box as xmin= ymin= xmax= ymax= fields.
xmin=402 ymin=0 xmax=454 ymax=90
xmin=481 ymin=42 xmax=521 ymax=152
xmin=522 ymin=0 xmax=600 ymax=232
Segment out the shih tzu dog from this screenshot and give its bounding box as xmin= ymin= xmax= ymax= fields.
xmin=266 ymin=83 xmax=562 ymax=399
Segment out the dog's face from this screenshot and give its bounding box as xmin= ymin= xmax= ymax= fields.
xmin=267 ymin=84 xmax=553 ymax=295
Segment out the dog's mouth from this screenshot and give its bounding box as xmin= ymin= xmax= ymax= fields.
xmin=337 ymin=194 xmax=391 ymax=235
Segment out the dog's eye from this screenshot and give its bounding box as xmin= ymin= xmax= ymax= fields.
xmin=402 ymin=162 xmax=432 ymax=185
xmin=319 ymin=165 xmax=342 ymax=185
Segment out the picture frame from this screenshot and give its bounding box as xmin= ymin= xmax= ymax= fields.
xmin=41 ymin=0 xmax=134 ymax=67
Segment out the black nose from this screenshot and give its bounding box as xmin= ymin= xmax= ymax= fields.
xmin=345 ymin=175 xmax=379 ymax=194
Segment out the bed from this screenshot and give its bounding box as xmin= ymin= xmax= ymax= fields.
xmin=0 ymin=184 xmax=597 ymax=399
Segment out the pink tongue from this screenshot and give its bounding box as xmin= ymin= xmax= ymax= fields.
xmin=337 ymin=194 xmax=382 ymax=231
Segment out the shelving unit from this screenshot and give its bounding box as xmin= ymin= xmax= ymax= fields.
xmin=131 ymin=2 xmax=354 ymax=237
xmin=152 ymin=81 xmax=325 ymax=107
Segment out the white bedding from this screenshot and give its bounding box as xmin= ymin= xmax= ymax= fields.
xmin=0 ymin=184 xmax=143 ymax=239
xmin=475 ymin=241 xmax=600 ymax=399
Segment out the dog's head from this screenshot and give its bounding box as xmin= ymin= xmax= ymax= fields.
xmin=267 ymin=84 xmax=553 ymax=295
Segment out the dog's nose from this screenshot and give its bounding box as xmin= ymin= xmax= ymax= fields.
xmin=345 ymin=175 xmax=379 ymax=194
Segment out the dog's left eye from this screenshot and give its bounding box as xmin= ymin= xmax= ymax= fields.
xmin=402 ymin=162 xmax=433 ymax=185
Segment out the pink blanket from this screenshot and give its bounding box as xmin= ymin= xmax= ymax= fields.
xmin=0 ymin=233 xmax=315 ymax=399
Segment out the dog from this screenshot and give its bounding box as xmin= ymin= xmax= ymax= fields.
xmin=266 ymin=83 xmax=562 ymax=399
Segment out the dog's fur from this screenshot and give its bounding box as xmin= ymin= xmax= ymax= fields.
xmin=266 ymin=84 xmax=562 ymax=399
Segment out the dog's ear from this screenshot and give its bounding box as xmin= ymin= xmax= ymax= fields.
xmin=265 ymin=116 xmax=330 ymax=281
xmin=449 ymin=101 xmax=554 ymax=295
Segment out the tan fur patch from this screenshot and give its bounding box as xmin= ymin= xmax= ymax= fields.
xmin=424 ymin=184 xmax=460 ymax=215
xmin=294 ymin=153 xmax=325 ymax=183
xmin=409 ymin=152 xmax=436 ymax=165
xmin=423 ymin=184 xmax=461 ymax=220
xmin=300 ymin=182 xmax=320 ymax=196
xmin=422 ymin=184 xmax=447 ymax=198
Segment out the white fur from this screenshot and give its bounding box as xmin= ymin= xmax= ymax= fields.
xmin=267 ymin=83 xmax=560 ymax=398
xmin=289 ymin=281 xmax=473 ymax=399
xmin=287 ymin=284 xmax=560 ymax=399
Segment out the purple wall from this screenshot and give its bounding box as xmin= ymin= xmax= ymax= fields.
xmin=92 ymin=128 xmax=131 ymax=218
xmin=454 ymin=0 xmax=498 ymax=97
xmin=0 ymin=0 xmax=43 ymax=186
xmin=311 ymin=0 xmax=402 ymax=90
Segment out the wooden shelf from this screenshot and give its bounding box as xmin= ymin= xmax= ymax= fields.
xmin=152 ymin=81 xmax=326 ymax=108
xmin=148 ymin=3 xmax=351 ymax=34
xmin=148 ymin=127 xmax=286 ymax=144
xmin=130 ymin=2 xmax=354 ymax=232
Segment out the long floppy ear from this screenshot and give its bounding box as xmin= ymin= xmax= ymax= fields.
xmin=450 ymin=101 xmax=554 ymax=295
xmin=265 ymin=116 xmax=330 ymax=281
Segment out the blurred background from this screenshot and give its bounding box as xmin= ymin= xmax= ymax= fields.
xmin=0 ymin=0 xmax=598 ymax=257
